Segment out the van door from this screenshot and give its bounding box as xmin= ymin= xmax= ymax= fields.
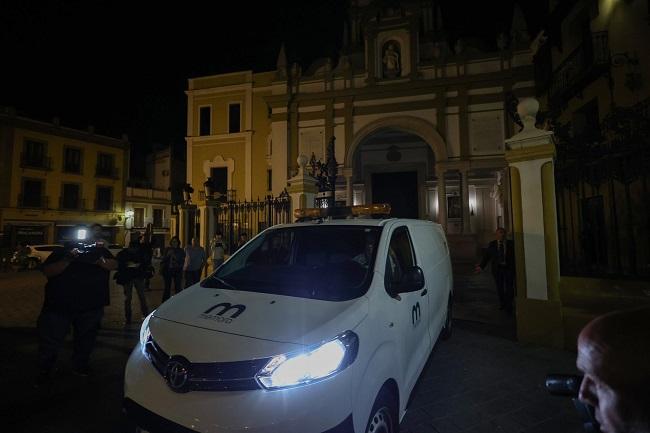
xmin=410 ymin=224 xmax=447 ymax=341
xmin=384 ymin=225 xmax=430 ymax=395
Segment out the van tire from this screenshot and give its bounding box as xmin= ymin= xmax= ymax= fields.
xmin=365 ymin=388 xmax=398 ymax=433
xmin=440 ymin=292 xmax=453 ymax=340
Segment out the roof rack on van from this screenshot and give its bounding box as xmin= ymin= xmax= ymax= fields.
xmin=294 ymin=203 xmax=391 ymax=222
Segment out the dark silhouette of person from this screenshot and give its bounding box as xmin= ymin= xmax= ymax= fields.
xmin=475 ymin=227 xmax=515 ymax=313
xmin=36 ymin=233 xmax=117 ymax=385
xmin=577 ymin=307 xmax=650 ymax=433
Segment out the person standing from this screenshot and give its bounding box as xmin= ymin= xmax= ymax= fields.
xmin=474 ymin=227 xmax=515 ymax=313
xmin=235 ymin=232 xmax=248 ymax=253
xmin=160 ymin=236 xmax=185 ymax=302
xmin=138 ymin=233 xmax=153 ymax=291
xmin=36 ymin=238 xmax=117 ymax=384
xmin=183 ymin=237 xmax=206 ymax=288
xmin=116 ymin=239 xmax=149 ymax=326
xmin=209 ymin=232 xmax=225 ymax=271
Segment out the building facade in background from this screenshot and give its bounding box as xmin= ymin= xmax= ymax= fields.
xmin=533 ymin=0 xmax=650 ymax=280
xmin=0 ymin=108 xmax=129 ymax=248
xmin=183 ymin=0 xmax=536 ymax=258
xmin=125 ymin=147 xmax=184 ymax=250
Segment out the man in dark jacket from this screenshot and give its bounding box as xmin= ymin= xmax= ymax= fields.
xmin=475 ymin=227 xmax=515 ymax=313
xmin=116 ymin=239 xmax=150 ymax=325
xmin=37 ymin=238 xmax=117 ymax=384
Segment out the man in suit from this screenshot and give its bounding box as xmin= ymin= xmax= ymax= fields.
xmin=475 ymin=227 xmax=515 ymax=313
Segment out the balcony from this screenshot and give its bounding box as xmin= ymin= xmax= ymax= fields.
xmin=59 ymin=196 xmax=85 ymax=211
xmin=95 ymin=166 xmax=120 ymax=179
xmin=94 ymin=200 xmax=115 ymax=212
xmin=548 ymin=32 xmax=610 ymax=107
xmin=20 ymin=153 xmax=52 ymax=170
xmin=19 ymin=194 xmax=48 ymax=209
xmin=126 ymin=186 xmax=171 ymax=201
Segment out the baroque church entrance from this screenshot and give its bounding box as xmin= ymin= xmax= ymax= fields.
xmin=350 ymin=128 xmax=436 ymax=220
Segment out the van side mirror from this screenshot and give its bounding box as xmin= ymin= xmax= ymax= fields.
xmin=399 ymin=266 xmax=425 ymax=293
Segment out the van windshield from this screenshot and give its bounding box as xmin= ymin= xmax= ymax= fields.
xmin=201 ymin=225 xmax=383 ymax=301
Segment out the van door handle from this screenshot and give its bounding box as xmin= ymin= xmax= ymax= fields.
xmin=420 ymin=289 xmax=428 ymax=296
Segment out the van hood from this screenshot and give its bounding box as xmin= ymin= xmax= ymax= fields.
xmin=153 ymin=284 xmax=369 ymax=346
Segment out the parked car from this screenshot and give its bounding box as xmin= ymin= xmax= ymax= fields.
xmin=12 ymin=244 xmax=62 ymax=270
xmin=124 ymin=206 xmax=453 ymax=433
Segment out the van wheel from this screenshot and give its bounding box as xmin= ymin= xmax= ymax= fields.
xmin=440 ymin=292 xmax=453 ymax=340
xmin=365 ymin=389 xmax=398 ymax=433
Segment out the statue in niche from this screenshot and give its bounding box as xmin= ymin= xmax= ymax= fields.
xmin=382 ymin=41 xmax=401 ymax=79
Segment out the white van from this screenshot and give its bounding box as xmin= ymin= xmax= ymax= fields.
xmin=124 ymin=210 xmax=453 ymax=433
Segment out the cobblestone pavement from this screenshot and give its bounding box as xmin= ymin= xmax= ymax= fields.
xmin=0 ymin=267 xmax=583 ymax=433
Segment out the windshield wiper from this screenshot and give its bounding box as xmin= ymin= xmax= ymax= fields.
xmin=204 ymin=275 xmax=238 ymax=291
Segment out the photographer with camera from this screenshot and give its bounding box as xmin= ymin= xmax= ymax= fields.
xmin=576 ymin=307 xmax=650 ymax=433
xmin=116 ymin=239 xmax=150 ymax=326
xmin=36 ymin=229 xmax=117 ymax=386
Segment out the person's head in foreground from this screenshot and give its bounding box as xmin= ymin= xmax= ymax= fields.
xmin=577 ymin=307 xmax=650 ymax=433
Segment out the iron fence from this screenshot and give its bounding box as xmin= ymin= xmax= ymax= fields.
xmin=555 ymin=100 xmax=650 ymax=279
xmin=210 ymin=191 xmax=291 ymax=254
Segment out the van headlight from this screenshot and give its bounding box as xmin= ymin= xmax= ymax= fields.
xmin=140 ymin=311 xmax=155 ymax=351
xmin=255 ymin=331 xmax=358 ymax=390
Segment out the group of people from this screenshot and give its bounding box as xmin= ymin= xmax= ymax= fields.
xmin=35 ymin=226 xmax=250 ymax=387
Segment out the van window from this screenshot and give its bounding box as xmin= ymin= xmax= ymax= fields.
xmin=202 ymin=226 xmax=383 ymax=301
xmin=385 ymin=226 xmax=415 ymax=289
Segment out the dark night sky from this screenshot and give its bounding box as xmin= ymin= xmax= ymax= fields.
xmin=1 ymin=1 xmax=543 ymax=177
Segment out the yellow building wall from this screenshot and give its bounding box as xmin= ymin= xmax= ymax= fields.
xmin=193 ymin=91 xmax=247 ymax=137
xmin=2 ymin=125 xmax=128 ymax=244
xmin=191 ymin=141 xmax=246 ymax=196
xmin=251 ymin=90 xmax=272 ymax=198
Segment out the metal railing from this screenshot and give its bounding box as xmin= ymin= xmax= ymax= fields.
xmin=59 ymin=196 xmax=85 ymax=210
xmin=555 ymin=100 xmax=650 ymax=279
xmin=208 ymin=191 xmax=291 ymax=254
xmin=20 ymin=153 xmax=52 ymax=170
xmin=95 ymin=166 xmax=119 ymax=179
xmin=549 ymin=32 xmax=609 ymax=107
xmin=94 ymin=199 xmax=115 ymax=212
xmin=18 ymin=194 xmax=48 ymax=209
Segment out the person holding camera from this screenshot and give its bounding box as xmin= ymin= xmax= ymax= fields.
xmin=116 ymin=239 xmax=150 ymax=326
xmin=209 ymin=232 xmax=225 ymax=271
xmin=36 ymin=237 xmax=117 ymax=385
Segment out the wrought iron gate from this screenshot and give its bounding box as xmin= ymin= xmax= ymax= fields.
xmin=210 ymin=191 xmax=291 ymax=254
xmin=554 ymin=100 xmax=650 ymax=279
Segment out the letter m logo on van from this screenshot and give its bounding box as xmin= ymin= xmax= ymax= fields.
xmin=203 ymin=303 xmax=246 ymax=319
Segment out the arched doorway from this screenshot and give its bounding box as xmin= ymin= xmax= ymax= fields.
xmin=345 ymin=116 xmax=447 ymax=220
xmin=351 ymin=129 xmax=435 ymax=219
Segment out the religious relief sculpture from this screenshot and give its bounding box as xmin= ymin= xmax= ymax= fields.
xmin=382 ymin=41 xmax=401 ymax=79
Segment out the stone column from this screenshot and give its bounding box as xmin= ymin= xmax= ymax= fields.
xmin=436 ymin=164 xmax=447 ymax=229
xmin=460 ymin=168 xmax=471 ymax=233
xmin=342 ymin=167 xmax=353 ymax=206
xmin=505 ymin=98 xmax=562 ymax=348
xmin=287 ymin=155 xmax=319 ymax=219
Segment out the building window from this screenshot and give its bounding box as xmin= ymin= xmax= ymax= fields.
xmin=210 ymin=167 xmax=228 ymax=198
xmin=228 ymin=103 xmax=241 ymax=133
xmin=96 ymin=153 xmax=116 ymax=178
xmin=20 ymin=178 xmax=45 ymax=208
xmin=134 ymin=208 xmax=145 ymax=227
xmin=267 ymin=169 xmax=272 ymax=192
xmin=21 ymin=139 xmax=49 ymax=169
xmin=96 ymin=186 xmax=113 ymax=211
xmin=63 ymin=147 xmax=82 ymax=173
xmin=199 ymin=106 xmax=211 ymax=136
xmin=61 ymin=183 xmax=81 ymax=209
xmin=153 ymin=208 xmax=164 ymax=228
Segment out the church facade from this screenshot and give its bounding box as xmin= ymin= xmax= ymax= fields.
xmin=183 ymin=0 xmax=535 ymax=258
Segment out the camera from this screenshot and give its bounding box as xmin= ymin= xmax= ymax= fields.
xmin=545 ymin=374 xmax=600 ymax=433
